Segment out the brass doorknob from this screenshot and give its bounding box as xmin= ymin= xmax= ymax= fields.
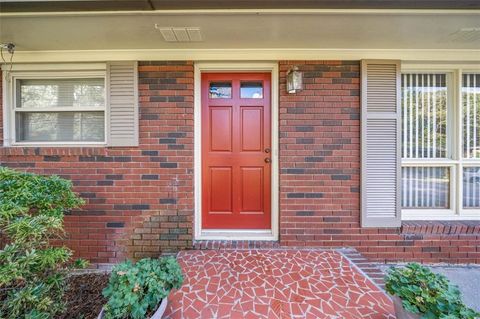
xmin=264 ymin=158 xmax=271 ymax=163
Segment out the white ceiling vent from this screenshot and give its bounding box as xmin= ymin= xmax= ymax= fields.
xmin=155 ymin=25 xmax=203 ymax=42
xmin=447 ymin=28 xmax=480 ymax=42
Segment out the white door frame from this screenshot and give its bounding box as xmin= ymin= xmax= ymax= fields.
xmin=194 ymin=62 xmax=279 ymax=241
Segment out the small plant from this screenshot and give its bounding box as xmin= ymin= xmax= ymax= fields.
xmin=385 ymin=263 xmax=479 ymax=319
xmin=102 ymin=257 xmax=183 ymax=319
xmin=0 ymin=167 xmax=86 ymax=318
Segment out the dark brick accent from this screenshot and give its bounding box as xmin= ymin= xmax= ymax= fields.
xmin=44 ymin=155 xmax=61 ymax=162
xmin=168 ymin=132 xmax=187 ymax=138
xmin=305 ymin=157 xmax=324 ymax=162
xmin=160 ymin=198 xmax=177 ymax=204
xmin=142 ymin=150 xmax=159 ymax=156
xmin=305 ymin=193 xmax=324 ymax=198
xmin=331 ymin=175 xmax=351 ymax=180
xmin=159 ymin=138 xmax=176 ymax=144
xmin=97 ymin=180 xmax=114 ymax=186
xmin=296 ymin=211 xmax=314 ymax=216
xmin=141 ymin=174 xmax=159 ymax=180
xmin=160 ymin=163 xmax=178 ymax=168
xmin=132 ymin=204 xmax=150 ymax=210
xmin=295 ymin=126 xmax=314 ymax=132
xmin=106 ymin=222 xmax=125 ymax=228
xmin=106 ymin=174 xmax=123 ymax=180
xmin=323 ymin=217 xmax=341 ymax=222
xmin=80 ymin=192 xmax=96 ymax=198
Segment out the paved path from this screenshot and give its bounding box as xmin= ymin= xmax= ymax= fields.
xmin=165 ymin=249 xmax=395 ymax=319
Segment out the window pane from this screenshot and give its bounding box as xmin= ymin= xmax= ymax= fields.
xmin=16 ymin=111 xmax=104 ymax=142
xmin=463 ymin=167 xmax=480 ymax=208
xmin=462 ymin=73 xmax=480 ymax=159
xmin=240 ymin=81 xmax=263 ymax=98
xmin=402 ymin=167 xmax=450 ymax=209
xmin=209 ymin=82 xmax=231 ymax=99
xmin=401 ymin=74 xmax=448 ymax=159
xmin=17 ymin=78 xmax=105 ymax=108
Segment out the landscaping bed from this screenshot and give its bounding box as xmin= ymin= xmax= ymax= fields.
xmin=56 ymin=272 xmax=109 ymax=319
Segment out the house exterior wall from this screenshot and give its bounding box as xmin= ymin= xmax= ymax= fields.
xmin=1 ymin=61 xmax=479 ymax=264
xmin=0 ymin=62 xmax=195 ymax=263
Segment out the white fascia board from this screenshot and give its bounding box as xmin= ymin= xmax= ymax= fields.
xmin=2 ymin=49 xmax=480 ymax=63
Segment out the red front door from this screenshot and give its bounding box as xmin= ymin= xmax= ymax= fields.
xmin=202 ymin=73 xmax=271 ymax=229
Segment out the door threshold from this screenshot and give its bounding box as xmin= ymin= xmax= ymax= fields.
xmin=196 ymin=229 xmax=276 ymax=241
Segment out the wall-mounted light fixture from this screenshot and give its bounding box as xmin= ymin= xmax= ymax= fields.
xmin=286 ymin=66 xmax=303 ymax=94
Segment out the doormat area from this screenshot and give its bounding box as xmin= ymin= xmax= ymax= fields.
xmin=164 ymin=249 xmax=394 ymax=319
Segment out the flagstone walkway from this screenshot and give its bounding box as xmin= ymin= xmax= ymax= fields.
xmin=164 ymin=249 xmax=395 ymax=319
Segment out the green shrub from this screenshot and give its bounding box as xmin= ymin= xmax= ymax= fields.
xmin=102 ymin=257 xmax=184 ymax=319
xmin=385 ymin=263 xmax=479 ymax=319
xmin=0 ymin=167 xmax=86 ymax=318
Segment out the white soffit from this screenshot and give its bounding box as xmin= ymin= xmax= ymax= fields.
xmin=0 ymin=10 xmax=479 ymax=61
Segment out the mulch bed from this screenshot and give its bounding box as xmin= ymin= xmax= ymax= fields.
xmin=56 ymin=272 xmax=109 ymax=319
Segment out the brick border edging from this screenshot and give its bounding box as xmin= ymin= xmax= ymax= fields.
xmin=338 ymin=248 xmax=388 ymax=290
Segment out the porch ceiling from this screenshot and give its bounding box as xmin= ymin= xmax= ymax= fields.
xmin=1 ymin=10 xmax=479 ymax=54
xmin=1 ymin=0 xmax=480 ymax=12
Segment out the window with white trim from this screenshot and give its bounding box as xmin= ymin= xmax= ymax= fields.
xmin=13 ymin=76 xmax=106 ymax=143
xmin=401 ymin=70 xmax=480 ymax=220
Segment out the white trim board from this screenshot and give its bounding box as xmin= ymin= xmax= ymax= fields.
xmin=4 ymin=49 xmax=480 ymax=64
xmin=2 ymin=8 xmax=479 ymax=17
xmin=193 ymin=62 xmax=279 ymax=241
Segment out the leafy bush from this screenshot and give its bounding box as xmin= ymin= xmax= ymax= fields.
xmin=102 ymin=257 xmax=184 ymax=319
xmin=385 ymin=263 xmax=479 ymax=319
xmin=0 ymin=167 xmax=86 ymax=318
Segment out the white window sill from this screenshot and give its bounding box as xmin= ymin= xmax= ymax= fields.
xmin=402 ymin=209 xmax=480 ymax=221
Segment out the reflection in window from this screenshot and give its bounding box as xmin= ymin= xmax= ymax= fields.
xmin=463 ymin=74 xmax=480 ymax=159
xmin=401 ymin=74 xmax=448 ymax=159
xmin=402 ymin=167 xmax=450 ymax=209
xmin=15 ymin=111 xmax=105 ymax=142
xmin=209 ymin=82 xmax=232 ymax=99
xmin=240 ymin=81 xmax=263 ymax=99
xmin=17 ymin=78 xmax=105 ymax=108
xmin=463 ymin=167 xmax=480 ymax=208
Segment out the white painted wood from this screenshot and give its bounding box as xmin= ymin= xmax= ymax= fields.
xmin=4 ymin=49 xmax=480 ymax=64
xmin=193 ymin=62 xmax=279 ymax=241
xmin=2 ymin=67 xmax=107 ymax=146
xmin=400 ymin=66 xmax=480 ymax=220
xmin=107 ymin=61 xmax=139 ymax=147
xmin=361 ymin=60 xmax=402 ymax=227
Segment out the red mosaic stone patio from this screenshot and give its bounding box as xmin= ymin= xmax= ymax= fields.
xmin=165 ymin=249 xmax=395 ymax=319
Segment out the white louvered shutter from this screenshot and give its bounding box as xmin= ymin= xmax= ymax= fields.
xmin=107 ymin=61 xmax=139 ymax=146
xmin=361 ymin=60 xmax=401 ymax=227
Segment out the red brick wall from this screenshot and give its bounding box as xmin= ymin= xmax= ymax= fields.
xmin=278 ymin=61 xmax=480 ymax=263
xmin=1 ymin=61 xmax=479 ymax=264
xmin=0 ymin=62 xmax=194 ymax=264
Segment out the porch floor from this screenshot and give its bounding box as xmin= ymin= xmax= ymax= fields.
xmin=164 ymin=249 xmax=395 ymax=319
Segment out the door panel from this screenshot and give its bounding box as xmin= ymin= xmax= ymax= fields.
xmin=202 ymin=73 xmax=271 ymax=229
xmin=241 ymin=107 xmax=263 ymax=152
xmin=240 ymin=167 xmax=264 ymax=213
xmin=210 ymin=167 xmax=233 ymax=213
xmin=210 ymin=107 xmax=232 ymax=152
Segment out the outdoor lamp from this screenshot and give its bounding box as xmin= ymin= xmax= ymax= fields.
xmin=286 ymin=66 xmax=303 ymax=93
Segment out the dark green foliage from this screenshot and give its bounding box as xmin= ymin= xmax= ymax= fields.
xmin=102 ymin=257 xmax=184 ymax=319
xmin=0 ymin=167 xmax=86 ymax=318
xmin=385 ymin=263 xmax=479 ymax=319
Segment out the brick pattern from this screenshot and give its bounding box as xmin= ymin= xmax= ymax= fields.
xmin=0 ymin=62 xmax=194 ymax=263
xmin=278 ymin=61 xmax=480 ymax=264
xmin=1 ymin=62 xmax=479 ymax=265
